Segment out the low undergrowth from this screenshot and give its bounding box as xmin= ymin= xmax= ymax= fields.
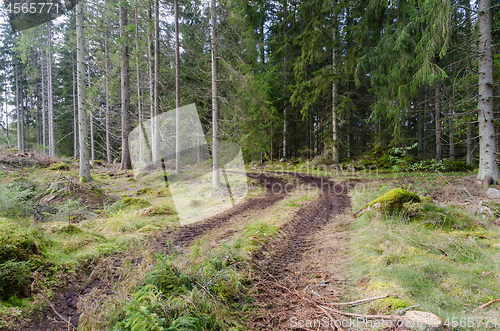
xmin=0 ymin=165 xmax=179 ymax=329
xmin=79 ymin=245 xmax=253 ymax=331
xmin=349 ymin=181 xmax=500 ymax=327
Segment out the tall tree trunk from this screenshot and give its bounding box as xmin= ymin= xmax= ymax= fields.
xmin=211 ymin=0 xmax=219 ymax=186
xmin=135 ymin=7 xmax=143 ymax=164
xmin=449 ymin=109 xmax=455 ymax=160
xmin=435 ymin=82 xmax=442 ymax=163
xmin=73 ymin=54 xmax=78 ymax=159
xmin=87 ymin=58 xmax=94 ymax=162
xmin=332 ymin=15 xmax=339 ymax=163
xmin=465 ymin=0 xmax=474 ymax=166
xmin=418 ymin=94 xmax=423 ymax=157
xmin=175 ymin=0 xmax=181 ymax=174
xmin=5 ymin=89 xmax=9 ymax=148
xmin=148 ymin=2 xmax=155 ymax=164
xmin=20 ymin=64 xmax=25 ymax=152
xmin=77 ymin=2 xmax=92 ymax=182
xmin=477 ymin=0 xmax=499 ymax=183
xmin=282 ymin=0 xmax=288 ymax=160
xmin=15 ymin=60 xmax=20 ymax=151
xmin=47 ymin=24 xmax=55 ymax=156
xmin=153 ymin=0 xmax=160 ymax=165
xmin=41 ymin=47 xmax=46 ymax=149
xmin=423 ymin=85 xmax=428 ymax=152
xmin=104 ymin=19 xmax=111 ymax=163
xmin=120 ymin=2 xmax=132 ymax=170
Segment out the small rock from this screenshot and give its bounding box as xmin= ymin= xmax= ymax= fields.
xmin=487 ymin=188 xmax=500 ymax=199
xmin=403 ymin=311 xmax=442 ymax=331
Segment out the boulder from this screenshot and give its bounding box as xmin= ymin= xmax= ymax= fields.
xmin=355 ymin=188 xmax=421 ymax=217
xmin=486 ymin=188 xmax=500 ymax=199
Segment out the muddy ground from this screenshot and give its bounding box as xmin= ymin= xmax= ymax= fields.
xmin=8 ymin=170 xmax=498 ymax=331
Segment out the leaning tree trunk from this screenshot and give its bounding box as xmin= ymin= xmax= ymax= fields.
xmin=120 ymin=2 xmax=132 ymax=170
xmin=76 ymin=2 xmax=92 ymax=182
xmin=435 ymin=82 xmax=442 ymax=163
xmin=477 ymin=0 xmax=499 ymax=184
xmin=211 ymin=0 xmax=220 ymax=187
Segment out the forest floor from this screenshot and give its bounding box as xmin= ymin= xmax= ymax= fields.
xmin=1 ymin=151 xmax=500 ymax=330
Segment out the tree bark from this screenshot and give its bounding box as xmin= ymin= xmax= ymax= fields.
xmin=477 ymin=0 xmax=499 ymax=184
xmin=282 ymin=0 xmax=288 ymax=160
xmin=15 ymin=59 xmax=20 ymax=151
xmin=449 ymin=109 xmax=455 ymax=160
xmin=41 ymin=49 xmax=46 ymax=149
xmin=332 ymin=14 xmax=339 ymax=163
xmin=76 ymin=2 xmax=92 ymax=181
xmin=73 ymin=53 xmax=78 ymax=159
xmin=47 ymin=24 xmax=55 ymax=157
xmin=211 ymin=0 xmax=220 ymax=186
xmin=435 ymin=82 xmax=442 ymax=163
xmin=418 ymin=94 xmax=423 ymax=157
xmin=175 ymin=0 xmax=181 ymax=174
xmin=153 ymin=0 xmax=160 ymax=165
xmin=105 ymin=2 xmax=111 ymax=163
xmin=135 ymin=7 xmax=143 ymax=164
xmin=120 ymin=2 xmax=132 ymax=170
xmin=148 ymin=2 xmax=155 ymax=164
xmin=465 ymin=0 xmax=474 ymax=166
xmin=105 ymin=44 xmax=111 ymax=163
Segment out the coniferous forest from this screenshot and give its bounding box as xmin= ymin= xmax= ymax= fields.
xmin=1 ymin=0 xmax=500 ymax=179
xmin=2 ymin=0 xmax=500 ymax=330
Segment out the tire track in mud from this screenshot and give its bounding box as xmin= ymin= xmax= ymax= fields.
xmin=253 ymin=174 xmax=351 ymax=278
xmin=155 ymin=172 xmax=294 ymax=250
xmin=251 ymin=174 xmax=352 ymax=330
xmin=7 ymin=173 xmax=294 ymax=331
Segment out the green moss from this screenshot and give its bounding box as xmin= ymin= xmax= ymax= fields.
xmin=47 ymin=162 xmax=70 ymax=171
xmin=362 ymin=188 xmax=421 ymax=215
xmin=106 ymin=197 xmax=152 ymax=215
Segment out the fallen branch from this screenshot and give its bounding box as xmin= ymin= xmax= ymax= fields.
xmin=320 ymin=304 xmax=402 ymax=321
xmin=473 ymin=299 xmax=500 ymax=312
xmin=328 ymin=294 xmax=390 ymax=307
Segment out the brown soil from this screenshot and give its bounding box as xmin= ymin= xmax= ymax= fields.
xmin=154 ymin=172 xmax=294 ymax=251
xmin=5 ymin=172 xmax=295 ymax=331
xmin=251 ymin=175 xmax=352 ymax=330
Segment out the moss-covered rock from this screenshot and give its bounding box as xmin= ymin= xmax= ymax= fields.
xmin=106 ymin=197 xmax=152 ymax=215
xmin=357 ymin=188 xmax=421 ymax=216
xmin=47 ymin=162 xmax=70 ymax=171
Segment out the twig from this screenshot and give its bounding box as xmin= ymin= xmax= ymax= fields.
xmin=462 ymin=186 xmax=474 ymax=199
xmin=329 ymin=294 xmax=390 ymax=307
xmin=473 ymin=299 xmax=500 ymax=312
xmin=320 ymin=304 xmax=402 ymax=321
xmin=38 ymin=294 xmax=78 ymax=331
xmin=395 ymin=304 xmax=420 ymax=315
xmin=318 ymin=305 xmax=345 ymax=331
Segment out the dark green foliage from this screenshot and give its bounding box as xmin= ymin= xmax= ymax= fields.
xmin=0 ymin=261 xmax=32 ymax=300
xmin=110 ymin=252 xmax=249 ymax=331
xmin=146 ymin=261 xmax=192 ymax=295
xmin=0 ymin=182 xmax=35 ymax=218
